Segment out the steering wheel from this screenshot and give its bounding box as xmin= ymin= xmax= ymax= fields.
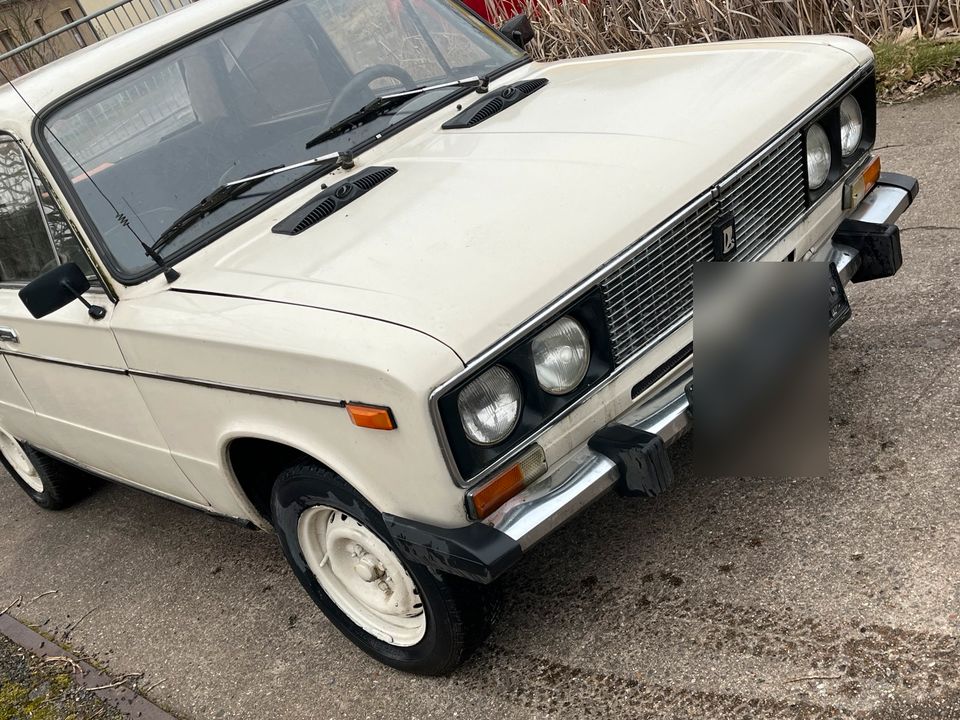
xmin=325 ymin=64 xmax=417 ymax=128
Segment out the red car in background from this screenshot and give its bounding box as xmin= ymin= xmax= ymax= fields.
xmin=389 ymin=1 xmax=514 ymax=23
xmin=461 ymin=0 xmax=526 ymax=21
xmin=461 ymin=0 xmax=492 ymax=18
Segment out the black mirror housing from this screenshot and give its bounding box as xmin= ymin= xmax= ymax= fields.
xmin=19 ymin=263 xmax=92 ymax=319
xmin=500 ymin=13 xmax=534 ymax=48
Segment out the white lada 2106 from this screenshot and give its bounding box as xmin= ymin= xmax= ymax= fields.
xmin=0 ymin=0 xmax=916 ymax=674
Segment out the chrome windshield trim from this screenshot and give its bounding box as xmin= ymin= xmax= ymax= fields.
xmin=431 ymin=62 xmax=875 ymax=488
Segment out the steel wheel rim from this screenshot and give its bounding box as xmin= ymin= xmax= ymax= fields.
xmin=298 ymin=505 xmax=426 ymax=646
xmin=0 ymin=431 xmax=42 ymax=493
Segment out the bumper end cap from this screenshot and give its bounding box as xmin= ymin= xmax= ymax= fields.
xmin=383 ymin=513 xmax=522 ymax=584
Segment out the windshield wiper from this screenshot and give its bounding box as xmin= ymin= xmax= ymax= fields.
xmin=150 ymin=151 xmax=354 ymax=254
xmin=305 ymin=75 xmax=490 ymax=150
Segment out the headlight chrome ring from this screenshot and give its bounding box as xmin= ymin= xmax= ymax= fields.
xmin=532 ymin=316 xmax=590 ymax=395
xmin=839 ymin=95 xmax=864 ymax=157
xmin=457 ymin=365 xmax=522 ymax=446
xmin=805 ymin=123 xmax=832 ymax=190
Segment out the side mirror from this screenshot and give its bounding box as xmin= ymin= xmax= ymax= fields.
xmin=19 ymin=262 xmax=105 ymax=320
xmin=500 ymin=13 xmax=534 ymax=48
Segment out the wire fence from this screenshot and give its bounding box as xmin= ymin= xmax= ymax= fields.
xmin=0 ymin=0 xmax=192 ymax=81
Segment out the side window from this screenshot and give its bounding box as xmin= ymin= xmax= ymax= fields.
xmin=0 ymin=140 xmax=58 ymax=283
xmin=26 ymin=162 xmax=96 ymax=280
xmin=0 ymin=138 xmax=93 ymax=284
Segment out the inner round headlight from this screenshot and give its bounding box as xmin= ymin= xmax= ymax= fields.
xmin=805 ymin=123 xmax=831 ymax=190
xmin=839 ymin=95 xmax=863 ymax=157
xmin=457 ymin=365 xmax=521 ymax=446
xmin=532 ymin=316 xmax=590 ymax=395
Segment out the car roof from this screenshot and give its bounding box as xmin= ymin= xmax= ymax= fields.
xmin=0 ymin=0 xmax=261 ymax=131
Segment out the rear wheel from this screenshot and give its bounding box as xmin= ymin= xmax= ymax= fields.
xmin=0 ymin=431 xmax=95 ymax=510
xmin=271 ymin=462 xmax=498 ymax=675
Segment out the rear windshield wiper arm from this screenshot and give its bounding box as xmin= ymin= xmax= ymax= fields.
xmin=305 ymin=75 xmax=490 ymax=150
xmin=150 ymin=151 xmax=354 ymax=254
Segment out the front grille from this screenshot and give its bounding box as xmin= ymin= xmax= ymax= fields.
xmin=724 ymin=134 xmax=806 ymax=261
xmin=600 ymin=133 xmax=806 ymax=364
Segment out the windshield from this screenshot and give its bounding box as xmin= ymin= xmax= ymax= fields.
xmin=42 ymin=0 xmax=522 ymax=278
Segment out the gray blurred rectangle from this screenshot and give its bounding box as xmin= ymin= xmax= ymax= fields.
xmin=693 ymin=261 xmax=828 ymax=477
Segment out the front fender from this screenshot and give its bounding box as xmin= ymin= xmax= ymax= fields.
xmin=112 ymin=290 xmax=468 ymax=526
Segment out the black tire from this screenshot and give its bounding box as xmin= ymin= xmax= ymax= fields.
xmin=0 ymin=442 xmax=96 ymax=510
xmin=271 ymin=461 xmax=499 ymax=675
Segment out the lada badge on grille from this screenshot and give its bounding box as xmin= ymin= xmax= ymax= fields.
xmin=712 ymin=213 xmax=738 ymax=260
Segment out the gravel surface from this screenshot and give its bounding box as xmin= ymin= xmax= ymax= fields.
xmin=0 ymin=90 xmax=958 ymax=720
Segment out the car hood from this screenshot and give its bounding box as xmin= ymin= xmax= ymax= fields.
xmin=173 ymin=38 xmax=865 ymax=362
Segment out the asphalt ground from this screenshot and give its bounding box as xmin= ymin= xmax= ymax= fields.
xmin=1 ymin=90 xmax=959 ymax=720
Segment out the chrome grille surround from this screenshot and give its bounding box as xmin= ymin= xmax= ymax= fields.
xmin=601 ymin=132 xmax=807 ymax=364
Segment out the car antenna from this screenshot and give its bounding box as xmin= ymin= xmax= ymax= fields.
xmin=0 ymin=66 xmax=181 ymax=283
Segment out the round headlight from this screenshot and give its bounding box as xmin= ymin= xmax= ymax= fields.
xmin=839 ymin=95 xmax=863 ymax=157
xmin=457 ymin=365 xmax=521 ymax=446
xmin=805 ymin=123 xmax=831 ymax=190
xmin=532 ymin=316 xmax=590 ymax=395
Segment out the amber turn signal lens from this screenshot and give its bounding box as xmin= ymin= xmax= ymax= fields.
xmin=843 ymin=156 xmax=882 ymax=210
xmin=471 ymin=464 xmax=526 ymax=519
xmin=469 ymin=445 xmax=547 ymax=519
xmin=346 ymin=403 xmax=396 ymax=431
xmin=863 ymin=156 xmax=881 ymax=192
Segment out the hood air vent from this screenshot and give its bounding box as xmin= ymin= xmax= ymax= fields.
xmin=442 ymin=78 xmax=548 ymax=130
xmin=272 ymin=166 xmax=397 ymax=235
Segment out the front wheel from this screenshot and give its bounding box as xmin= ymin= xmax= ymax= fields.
xmin=271 ymin=462 xmax=498 ymax=675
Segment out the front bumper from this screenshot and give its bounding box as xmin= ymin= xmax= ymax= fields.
xmin=386 ymin=172 xmax=918 ymax=584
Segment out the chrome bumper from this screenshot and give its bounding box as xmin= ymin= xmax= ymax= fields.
xmin=485 ymin=175 xmax=916 ymax=551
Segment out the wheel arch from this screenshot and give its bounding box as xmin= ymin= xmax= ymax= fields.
xmin=222 ymin=432 xmax=373 ymax=528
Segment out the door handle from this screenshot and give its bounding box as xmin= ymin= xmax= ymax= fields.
xmin=0 ymin=326 xmax=19 ymax=343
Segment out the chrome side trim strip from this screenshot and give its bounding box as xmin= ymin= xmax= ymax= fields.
xmin=2 ymin=348 xmax=127 ymax=374
xmin=0 ymin=349 xmax=344 ymax=407
xmin=431 ymin=63 xmax=875 ymax=488
xmin=127 ymin=369 xmax=344 ymax=407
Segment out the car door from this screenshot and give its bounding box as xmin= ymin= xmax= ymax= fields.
xmin=0 ymin=135 xmax=208 ymax=505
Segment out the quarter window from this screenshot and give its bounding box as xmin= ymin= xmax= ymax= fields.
xmin=0 ymin=138 xmax=93 ymax=283
xmin=26 ymin=162 xmax=95 ymax=278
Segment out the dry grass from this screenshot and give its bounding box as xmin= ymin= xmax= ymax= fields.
xmin=874 ymin=35 xmax=960 ymax=96
xmin=485 ymin=0 xmax=960 ymax=61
